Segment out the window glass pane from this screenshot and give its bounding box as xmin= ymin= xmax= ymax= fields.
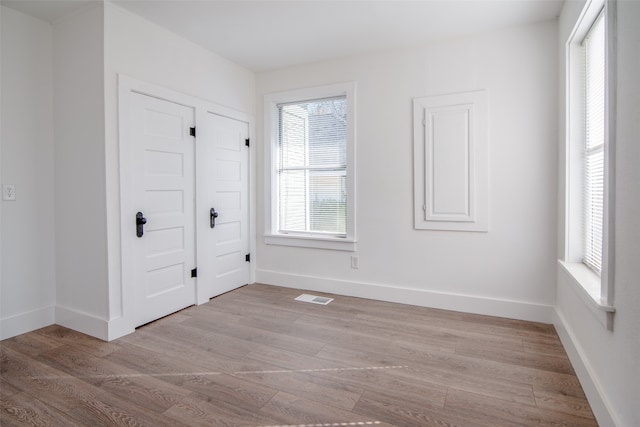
xmin=309 ymin=170 xmax=346 ymax=234
xmin=585 ymin=15 xmax=605 ymax=151
xmin=584 ymin=148 xmax=603 ymax=272
xmin=307 ymin=99 xmax=347 ymax=167
xmin=278 ymin=170 xmax=306 ymax=232
xmin=279 ymin=106 xmax=307 ymax=169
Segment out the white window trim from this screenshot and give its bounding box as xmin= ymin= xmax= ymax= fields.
xmin=563 ymin=0 xmax=616 ymax=329
xmin=264 ymin=82 xmax=356 ymax=251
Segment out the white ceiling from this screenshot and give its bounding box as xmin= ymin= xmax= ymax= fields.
xmin=3 ymin=0 xmax=564 ymax=72
xmin=1 ymin=0 xmax=98 ymax=23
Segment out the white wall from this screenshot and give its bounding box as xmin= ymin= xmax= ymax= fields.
xmin=0 ymin=7 xmax=56 ymax=339
xmin=555 ymin=1 xmax=640 ymax=426
xmin=103 ymin=2 xmax=255 ymax=338
xmin=255 ymin=20 xmax=559 ymax=321
xmin=0 ymin=1 xmax=256 ymax=341
xmin=52 ymin=4 xmax=109 ymax=338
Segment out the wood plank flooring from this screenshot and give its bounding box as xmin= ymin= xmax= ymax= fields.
xmin=0 ymin=284 xmax=597 ymax=426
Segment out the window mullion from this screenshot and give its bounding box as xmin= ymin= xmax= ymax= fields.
xmin=584 ymin=144 xmax=604 ymax=155
xmin=304 ymin=106 xmax=310 ymax=232
xmin=280 ymin=165 xmax=347 ymax=172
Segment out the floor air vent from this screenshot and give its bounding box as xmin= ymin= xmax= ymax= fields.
xmin=294 ymin=294 xmax=334 ymax=305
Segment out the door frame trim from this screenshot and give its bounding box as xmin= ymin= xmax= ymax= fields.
xmin=117 ymin=75 xmax=254 ymax=335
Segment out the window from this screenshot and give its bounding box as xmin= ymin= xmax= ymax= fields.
xmin=562 ymin=0 xmax=615 ymax=325
xmin=583 ymin=12 xmax=605 ymax=274
xmin=278 ymin=97 xmax=347 ymax=235
xmin=264 ymin=83 xmax=356 ymax=251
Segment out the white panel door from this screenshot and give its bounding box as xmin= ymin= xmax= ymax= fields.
xmin=202 ymin=112 xmax=250 ymax=298
xmin=130 ymin=92 xmax=196 ymax=326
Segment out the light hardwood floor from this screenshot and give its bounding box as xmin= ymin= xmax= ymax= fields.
xmin=1 ymin=284 xmax=597 ymax=426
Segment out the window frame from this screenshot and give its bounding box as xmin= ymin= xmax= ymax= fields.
xmin=562 ymin=0 xmax=616 ymax=328
xmin=264 ymin=82 xmax=356 ymax=251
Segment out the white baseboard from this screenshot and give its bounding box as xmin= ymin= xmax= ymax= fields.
xmin=2 ymin=304 xmax=134 ymax=342
xmin=106 ymin=317 xmax=135 ymax=341
xmin=0 ymin=306 xmax=55 ymax=340
xmin=256 ymin=270 xmax=554 ymax=323
xmin=55 ymin=305 xmax=109 ymax=341
xmin=553 ymin=309 xmax=619 ymax=427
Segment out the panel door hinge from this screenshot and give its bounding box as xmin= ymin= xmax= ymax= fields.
xmin=190 ymin=127 xmax=196 ymax=137
xmin=245 ymin=138 xmax=250 ymax=147
xmin=191 ymin=268 xmax=197 ymax=278
xmin=245 ymin=253 xmax=250 ymax=262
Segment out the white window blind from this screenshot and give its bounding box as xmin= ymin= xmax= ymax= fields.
xmin=277 ymin=96 xmax=347 ymax=236
xmin=583 ymin=13 xmax=605 ymax=274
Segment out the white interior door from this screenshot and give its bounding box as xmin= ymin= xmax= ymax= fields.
xmin=202 ymin=112 xmax=250 ymax=298
xmin=130 ymin=92 xmax=196 ymax=326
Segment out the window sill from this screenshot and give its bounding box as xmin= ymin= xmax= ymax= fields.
xmin=558 ymin=260 xmax=615 ymax=329
xmin=265 ymin=234 xmax=356 ymax=252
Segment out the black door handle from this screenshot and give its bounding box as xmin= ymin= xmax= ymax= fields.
xmin=136 ymin=212 xmax=147 ymax=238
xmin=210 ymin=208 xmax=219 ymax=228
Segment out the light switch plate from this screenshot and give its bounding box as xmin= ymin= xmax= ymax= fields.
xmin=3 ymin=184 xmax=16 ymax=201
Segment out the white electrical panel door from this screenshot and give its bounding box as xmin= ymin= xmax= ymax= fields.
xmin=413 ymin=90 xmax=488 ymax=232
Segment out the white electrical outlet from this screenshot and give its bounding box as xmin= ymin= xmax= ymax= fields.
xmin=3 ymin=184 xmax=16 ymax=201
xmin=351 ymin=255 xmax=359 ymax=269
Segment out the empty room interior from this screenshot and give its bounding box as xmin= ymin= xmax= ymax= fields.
xmin=1 ymin=0 xmax=638 ymax=426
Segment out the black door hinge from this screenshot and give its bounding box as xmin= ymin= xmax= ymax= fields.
xmin=190 ymin=127 xmax=196 ymax=137
xmin=245 ymin=253 xmax=250 ymax=262
xmin=191 ymin=268 xmax=197 ymax=278
xmin=245 ymin=138 xmax=250 ymax=147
